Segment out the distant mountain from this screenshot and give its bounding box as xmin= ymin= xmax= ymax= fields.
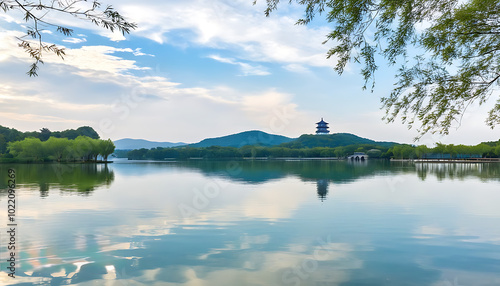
xmin=280 ymin=133 xmax=398 ymax=148
xmin=189 ymin=130 xmax=294 ymax=148
xmin=115 ymin=132 xmax=397 ymax=151
xmin=114 ymin=138 xmax=186 ymax=150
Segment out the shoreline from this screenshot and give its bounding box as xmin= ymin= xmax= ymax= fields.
xmin=0 ymin=160 xmax=113 ymax=164
xmin=391 ymin=158 xmax=500 ymax=163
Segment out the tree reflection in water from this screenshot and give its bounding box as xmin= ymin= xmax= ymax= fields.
xmin=0 ymin=163 xmax=114 ymax=197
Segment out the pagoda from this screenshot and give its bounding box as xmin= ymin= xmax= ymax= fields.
xmin=315 ymin=118 xmax=330 ymax=135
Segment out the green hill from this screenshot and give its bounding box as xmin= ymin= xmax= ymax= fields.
xmin=280 ymin=133 xmax=398 ymax=149
xmin=189 ymin=130 xmax=294 ymax=148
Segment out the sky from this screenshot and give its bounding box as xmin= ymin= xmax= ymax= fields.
xmin=0 ymin=0 xmax=498 ymax=145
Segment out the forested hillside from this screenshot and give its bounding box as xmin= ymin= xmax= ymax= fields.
xmin=280 ymin=133 xmax=397 ymax=148
xmin=189 ymin=130 xmax=294 ymax=148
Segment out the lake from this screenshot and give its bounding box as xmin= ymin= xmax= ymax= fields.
xmin=1 ymin=159 xmax=500 ymax=285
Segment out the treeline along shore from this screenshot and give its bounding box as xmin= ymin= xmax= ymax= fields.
xmin=1 ymin=124 xmax=499 ymax=162
xmin=121 ymin=141 xmax=500 ymax=160
xmin=0 ymin=125 xmax=115 ymax=163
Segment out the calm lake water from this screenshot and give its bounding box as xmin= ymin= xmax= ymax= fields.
xmin=1 ymin=159 xmax=500 ymax=285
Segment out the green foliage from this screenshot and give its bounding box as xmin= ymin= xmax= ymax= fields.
xmin=280 ymin=133 xmax=397 ymax=148
xmin=9 ymin=137 xmax=44 ymax=161
xmin=5 ymin=136 xmax=114 ymax=162
xmin=75 ymin=126 xmax=100 ymax=139
xmin=1 ymin=0 xmax=136 ymax=76
xmin=128 ymin=148 xmax=149 ymax=160
xmin=0 ymin=125 xmax=100 ymax=156
xmin=366 ymin=149 xmax=382 ymax=158
xmin=39 ymin=128 xmax=51 ymax=141
xmin=51 ymin=126 xmax=100 ymax=140
xmin=388 ymin=141 xmax=499 ymax=159
xmin=0 ymin=125 xmax=24 ymax=143
xmin=415 ymin=145 xmax=430 ymax=158
xmin=260 ymin=0 xmax=500 ymax=138
xmin=44 ymin=137 xmax=70 ymax=161
xmin=125 ymin=139 xmax=500 ymax=161
xmin=0 ymin=134 xmax=6 ymax=154
xmin=189 ymin=130 xmax=294 ymax=148
xmin=334 ymin=146 xmax=347 ymax=158
xmin=112 ymin=149 xmax=130 ymax=158
xmin=99 ymin=139 xmax=115 ymax=161
xmin=125 ymin=143 xmax=393 ymax=160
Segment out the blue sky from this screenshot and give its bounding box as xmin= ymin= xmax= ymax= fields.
xmin=0 ymin=0 xmax=498 ymax=145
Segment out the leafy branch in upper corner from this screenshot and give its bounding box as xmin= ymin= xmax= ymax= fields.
xmin=258 ymin=0 xmax=500 ymax=139
xmin=0 ymin=0 xmax=137 ymax=76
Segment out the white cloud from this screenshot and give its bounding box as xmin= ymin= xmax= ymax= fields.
xmin=0 ymin=111 xmax=85 ymax=124
xmin=57 ymin=45 xmax=149 ymax=74
xmin=238 ymin=62 xmax=271 ymax=76
xmin=131 ymin=48 xmax=154 ymax=57
xmin=283 ymin=63 xmax=312 ymax=74
xmin=0 ymin=30 xmax=147 ymax=74
xmin=0 ymin=28 xmax=310 ymax=141
xmin=208 ymin=54 xmax=236 ymax=64
xmin=62 ymin=37 xmax=87 ymax=44
xmin=112 ymin=0 xmax=335 ymax=68
xmin=208 ymin=54 xmax=270 ymax=76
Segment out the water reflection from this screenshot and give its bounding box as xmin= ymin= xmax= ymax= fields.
xmin=165 ymin=160 xmax=500 ymax=184
xmin=416 ymin=162 xmax=500 ymax=181
xmin=316 ymin=179 xmax=329 ymax=202
xmin=2 ymin=160 xmax=499 ymax=199
xmin=177 ymin=160 xmax=389 ymax=184
xmin=0 ymin=163 xmax=114 ymax=196
xmin=1 ymin=160 xmax=500 ymax=285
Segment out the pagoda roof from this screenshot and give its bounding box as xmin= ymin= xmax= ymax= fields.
xmin=316 ymin=118 xmax=328 ymax=124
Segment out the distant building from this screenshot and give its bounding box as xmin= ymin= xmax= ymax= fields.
xmin=316 ymin=118 xmax=330 ymax=135
xmin=348 ymin=152 xmax=367 ymax=161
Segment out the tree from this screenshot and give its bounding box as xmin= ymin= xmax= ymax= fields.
xmin=99 ymin=139 xmax=115 ymax=161
xmin=1 ymin=0 xmax=136 ymax=76
xmin=473 ymin=143 xmax=492 ymax=158
xmin=334 ymin=146 xmax=346 ymax=158
xmin=366 ymin=148 xmax=382 ymax=158
xmin=415 ymin=145 xmax=429 ymax=159
xmin=401 ymin=145 xmax=415 ymax=159
xmin=0 ymin=134 xmax=6 ymax=154
xmin=495 ymin=145 xmax=500 ymax=157
xmin=391 ymin=145 xmax=402 ymax=159
xmin=6 ymin=140 xmax=23 ymax=158
xmin=39 ymin=127 xmax=51 ymax=141
xmin=73 ymin=136 xmax=99 ymax=161
xmin=9 ymin=137 xmax=44 ymax=161
xmin=44 ymin=137 xmax=70 ymax=161
xmin=260 ymin=0 xmax=500 ymax=138
xmin=433 ymin=142 xmax=447 ymax=154
xmin=128 ymin=148 xmax=148 ymax=160
xmin=444 ymin=144 xmax=457 ymax=159
xmin=76 ymin=126 xmax=100 ymax=139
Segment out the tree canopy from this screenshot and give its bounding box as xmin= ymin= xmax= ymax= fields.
xmin=0 ymin=0 xmax=136 ymax=76
xmin=123 ymin=139 xmax=500 ymax=160
xmin=6 ymin=135 xmax=115 ymax=162
xmin=0 ymin=125 xmax=100 ymax=153
xmin=259 ymin=0 xmax=500 ymax=139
